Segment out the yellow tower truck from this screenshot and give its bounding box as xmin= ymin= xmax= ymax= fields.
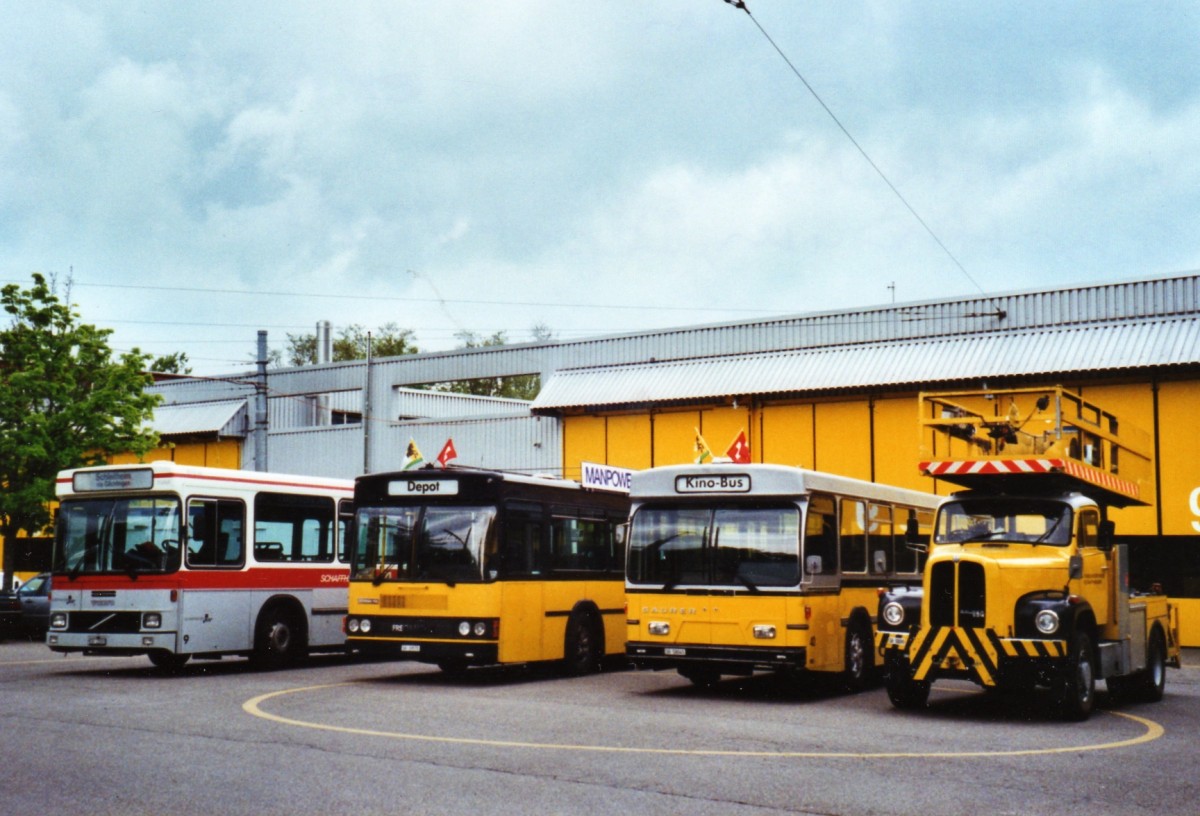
xmin=877 ymin=387 xmax=1180 ymax=720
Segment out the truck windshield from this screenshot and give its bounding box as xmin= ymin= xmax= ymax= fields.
xmin=934 ymin=498 xmax=1073 ymax=546
xmin=55 ymin=497 xmax=184 ymax=576
xmin=627 ymin=504 xmax=801 ymax=588
xmin=353 ymin=505 xmax=495 ymax=583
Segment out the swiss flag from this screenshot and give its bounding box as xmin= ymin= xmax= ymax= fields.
xmin=725 ymin=430 xmax=751 ymax=464
xmin=437 ymin=438 xmax=458 ymax=468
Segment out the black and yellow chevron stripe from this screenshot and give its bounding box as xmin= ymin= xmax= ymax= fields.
xmin=880 ymin=626 xmax=1067 ymax=687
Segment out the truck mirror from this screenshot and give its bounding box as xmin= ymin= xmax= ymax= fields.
xmin=1098 ymin=519 xmax=1115 ymax=551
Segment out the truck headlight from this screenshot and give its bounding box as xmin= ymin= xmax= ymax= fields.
xmin=882 ymin=602 xmax=905 ymax=627
xmin=347 ymin=618 xmax=360 ymax=633
xmin=1034 ymin=609 xmax=1060 ymax=635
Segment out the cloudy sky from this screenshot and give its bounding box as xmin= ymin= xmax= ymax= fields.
xmin=2 ymin=2 xmax=1197 ymax=374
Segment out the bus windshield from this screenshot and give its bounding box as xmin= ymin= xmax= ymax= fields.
xmin=934 ymin=498 xmax=1073 ymax=546
xmin=55 ymin=497 xmax=184 ymax=576
xmin=627 ymin=504 xmax=801 ymax=588
xmin=354 ymin=505 xmax=496 ymax=583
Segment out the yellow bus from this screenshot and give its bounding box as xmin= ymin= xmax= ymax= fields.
xmin=345 ymin=467 xmax=629 ymax=674
xmin=625 ymin=464 xmax=939 ymax=689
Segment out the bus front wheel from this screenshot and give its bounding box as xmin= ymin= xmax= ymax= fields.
xmin=148 ymin=650 xmax=190 ymax=671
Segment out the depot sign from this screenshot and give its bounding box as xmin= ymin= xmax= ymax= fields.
xmin=580 ymin=462 xmax=634 ymax=494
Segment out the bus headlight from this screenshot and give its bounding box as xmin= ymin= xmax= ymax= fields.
xmin=347 ymin=618 xmax=360 ymax=633
xmin=1034 ymin=609 xmax=1060 ymax=635
xmin=648 ymin=621 xmax=670 ymax=636
xmin=459 ymin=621 xmax=471 ymax=636
xmin=50 ymin=612 xmax=68 ymax=630
xmin=359 ymin=618 xmax=371 ymax=634
xmin=143 ymin=612 xmax=162 ymax=630
xmin=882 ymin=602 xmax=906 ymax=627
xmin=752 ymin=624 xmax=776 ymax=640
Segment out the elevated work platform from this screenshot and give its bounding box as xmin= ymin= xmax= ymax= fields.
xmin=918 ymin=387 xmax=1152 ymax=507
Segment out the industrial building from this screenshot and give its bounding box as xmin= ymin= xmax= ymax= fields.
xmin=122 ymin=272 xmax=1200 ymax=644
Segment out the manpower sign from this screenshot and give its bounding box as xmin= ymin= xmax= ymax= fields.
xmin=580 ymin=462 xmax=634 ymax=493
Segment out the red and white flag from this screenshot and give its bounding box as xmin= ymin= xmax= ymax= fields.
xmin=725 ymin=430 xmax=751 ymax=464
xmin=437 ymin=438 xmax=458 ymax=468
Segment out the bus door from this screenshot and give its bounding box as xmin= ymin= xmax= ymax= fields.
xmin=180 ymin=498 xmax=247 ymax=654
xmin=497 ymin=502 xmax=546 ymax=663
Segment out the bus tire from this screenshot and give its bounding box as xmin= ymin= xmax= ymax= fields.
xmin=842 ymin=619 xmax=872 ymax=692
xmin=252 ymin=604 xmax=307 ymax=670
xmin=562 ymin=612 xmax=601 ymax=676
xmin=1057 ymin=630 xmax=1095 ymax=721
xmin=679 ymin=667 xmax=720 ymax=688
xmin=148 ymin=650 xmax=190 ymax=671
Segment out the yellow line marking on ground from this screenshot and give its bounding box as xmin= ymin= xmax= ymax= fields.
xmin=242 ymin=681 xmax=1164 ymax=759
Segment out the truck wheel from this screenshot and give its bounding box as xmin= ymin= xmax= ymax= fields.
xmin=1137 ymin=629 xmax=1167 ymax=703
xmin=1057 ymin=631 xmax=1095 ymax=721
xmin=884 ymin=657 xmax=930 ymax=709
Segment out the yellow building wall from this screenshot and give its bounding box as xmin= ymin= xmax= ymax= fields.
xmin=562 ymin=416 xmax=607 ymax=482
xmin=653 ymin=410 xmax=702 ymax=466
xmin=1075 ymin=382 xmax=1159 ymax=536
xmin=607 ymin=414 xmax=653 ymax=471
xmin=109 ymin=440 xmax=242 ymax=469
xmin=871 ymin=396 xmax=930 ymax=493
xmin=813 ymin=400 xmax=872 ymax=481
xmin=1156 ymin=381 xmax=1200 ymax=537
xmin=698 ymin=406 xmax=753 ymax=463
xmin=760 ymin=403 xmax=814 ymax=468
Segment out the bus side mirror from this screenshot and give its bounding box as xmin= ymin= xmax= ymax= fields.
xmin=616 ymin=522 xmax=629 ymax=548
xmin=1098 ymin=520 xmax=1115 ymax=552
xmin=806 ymin=555 xmax=823 ymax=575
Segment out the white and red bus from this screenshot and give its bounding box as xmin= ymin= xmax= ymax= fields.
xmin=47 ymin=462 xmax=354 ymax=670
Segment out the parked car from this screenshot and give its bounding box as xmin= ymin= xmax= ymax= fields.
xmin=17 ymin=573 xmax=51 ymax=637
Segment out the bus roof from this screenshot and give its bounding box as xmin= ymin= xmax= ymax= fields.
xmin=56 ymin=461 xmax=354 ymax=498
xmin=630 ymin=463 xmax=939 ymax=508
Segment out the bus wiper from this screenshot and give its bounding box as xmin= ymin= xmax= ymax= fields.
xmin=734 ymin=572 xmax=759 ymax=593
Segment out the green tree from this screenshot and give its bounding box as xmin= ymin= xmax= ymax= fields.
xmin=437 ymin=324 xmax=555 ymax=400
xmin=283 ymin=322 xmax=419 ymax=366
xmin=150 ymin=351 xmax=192 ymax=375
xmin=0 ymin=274 xmax=160 ymax=590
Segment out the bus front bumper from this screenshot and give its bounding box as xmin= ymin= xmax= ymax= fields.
xmin=47 ymin=630 xmax=177 ymax=655
xmin=627 ymin=641 xmax=807 ymax=674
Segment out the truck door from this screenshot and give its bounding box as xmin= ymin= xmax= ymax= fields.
xmin=1075 ymin=509 xmax=1110 ymax=627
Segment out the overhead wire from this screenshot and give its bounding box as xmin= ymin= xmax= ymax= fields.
xmin=725 ymin=1 xmax=996 ymax=310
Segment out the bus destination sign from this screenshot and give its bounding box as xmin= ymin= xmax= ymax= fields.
xmin=674 ymin=473 xmax=751 ymax=494
xmin=388 ymin=478 xmax=460 ymax=497
xmin=73 ymin=468 xmax=154 ymax=493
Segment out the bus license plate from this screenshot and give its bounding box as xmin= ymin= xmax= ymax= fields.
xmin=401 ymin=644 xmax=420 ymax=652
xmin=664 ymin=647 xmax=686 ymax=656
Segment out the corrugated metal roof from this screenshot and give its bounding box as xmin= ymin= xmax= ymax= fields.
xmin=151 ymin=400 xmax=247 ymax=438
xmin=532 ymin=317 xmax=1200 ymax=411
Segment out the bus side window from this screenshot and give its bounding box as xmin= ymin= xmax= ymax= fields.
xmin=502 ymin=505 xmax=545 ymax=576
xmin=868 ymin=503 xmax=893 ymax=575
xmin=254 ymin=492 xmax=337 ymax=563
xmin=805 ymin=495 xmax=837 ymax=578
xmin=895 ymin=509 xmax=931 ymax=574
xmin=840 ymin=498 xmax=867 ymax=574
xmin=188 ymin=499 xmax=245 ymax=569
